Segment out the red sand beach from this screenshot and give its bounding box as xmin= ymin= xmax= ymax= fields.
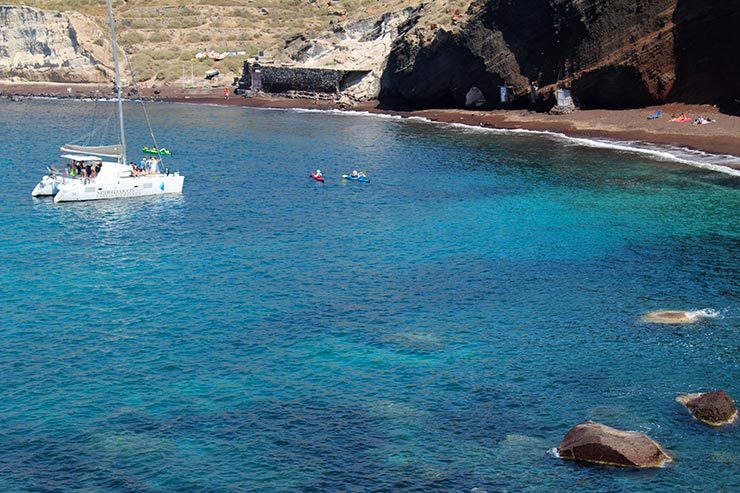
xmin=3 ymin=82 xmax=740 ymax=168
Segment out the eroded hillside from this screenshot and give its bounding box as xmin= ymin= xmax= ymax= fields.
xmin=2 ymin=1 xmax=737 ymax=112
xmin=3 ymin=0 xmax=470 ymax=85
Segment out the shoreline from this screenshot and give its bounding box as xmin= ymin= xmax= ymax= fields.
xmin=3 ymin=82 xmax=740 ymax=172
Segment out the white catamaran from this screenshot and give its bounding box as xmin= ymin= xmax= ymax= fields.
xmin=32 ymin=0 xmax=184 ymax=203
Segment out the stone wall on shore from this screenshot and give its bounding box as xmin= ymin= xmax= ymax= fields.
xmin=238 ymin=62 xmax=370 ymax=97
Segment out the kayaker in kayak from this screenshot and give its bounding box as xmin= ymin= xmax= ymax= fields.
xmin=343 ymin=170 xmax=369 ymax=182
xmin=311 ymin=169 xmax=325 ymax=182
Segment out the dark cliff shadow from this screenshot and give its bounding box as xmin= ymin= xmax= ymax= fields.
xmin=670 ymin=0 xmax=740 ymax=115
xmin=571 ymin=66 xmax=655 ymax=109
xmin=379 ymin=30 xmax=502 ymax=110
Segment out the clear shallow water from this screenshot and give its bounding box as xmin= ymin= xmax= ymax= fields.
xmin=0 ymin=99 xmax=738 ymax=491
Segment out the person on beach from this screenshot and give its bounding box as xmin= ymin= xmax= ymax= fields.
xmin=224 ymin=88 xmax=230 ymax=99
xmin=670 ymin=112 xmax=691 ymax=123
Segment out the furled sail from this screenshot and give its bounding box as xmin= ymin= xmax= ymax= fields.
xmin=60 ymin=144 xmax=125 ymax=160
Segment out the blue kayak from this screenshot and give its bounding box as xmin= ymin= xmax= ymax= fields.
xmin=342 ymin=174 xmax=369 ymax=182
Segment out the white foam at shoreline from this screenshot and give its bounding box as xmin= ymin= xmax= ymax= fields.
xmin=445 ymin=122 xmax=740 ymax=178
xmin=270 ymin=106 xmax=740 ymax=178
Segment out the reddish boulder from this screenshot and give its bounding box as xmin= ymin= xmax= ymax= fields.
xmin=677 ymin=391 xmax=738 ymax=426
xmin=558 ymin=421 xmax=672 ymax=468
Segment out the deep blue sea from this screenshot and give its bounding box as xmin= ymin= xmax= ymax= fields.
xmin=0 ymin=99 xmax=738 ymax=492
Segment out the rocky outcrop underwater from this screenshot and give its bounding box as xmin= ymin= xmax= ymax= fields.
xmin=379 ymin=0 xmax=740 ymax=114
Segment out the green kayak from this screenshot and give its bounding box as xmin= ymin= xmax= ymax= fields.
xmin=143 ymin=146 xmax=171 ymax=155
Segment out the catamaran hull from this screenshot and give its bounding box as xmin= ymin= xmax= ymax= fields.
xmin=53 ymin=174 xmax=184 ymax=203
xmin=32 ymin=175 xmax=63 ymax=197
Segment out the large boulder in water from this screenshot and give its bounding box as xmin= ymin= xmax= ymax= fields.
xmin=558 ymin=422 xmax=672 ymax=468
xmin=677 ymin=391 xmax=738 ymax=426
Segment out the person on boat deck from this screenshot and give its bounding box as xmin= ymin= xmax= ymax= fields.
xmin=149 ymin=157 xmax=160 ymax=174
xmin=315 ymin=169 xmax=323 ymax=178
xmin=351 ymin=170 xmax=359 ymax=177
xmin=358 ymin=171 xmax=367 ymax=178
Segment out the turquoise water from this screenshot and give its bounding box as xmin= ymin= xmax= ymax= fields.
xmin=0 ymin=99 xmax=738 ymax=491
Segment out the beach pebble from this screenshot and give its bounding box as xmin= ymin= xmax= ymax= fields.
xmin=677 ymin=390 xmax=738 ymax=426
xmin=557 ymin=421 xmax=671 ymax=468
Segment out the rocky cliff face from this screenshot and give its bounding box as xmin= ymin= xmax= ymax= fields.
xmin=282 ymin=7 xmax=422 ymax=101
xmin=671 ymin=0 xmax=740 ymax=110
xmin=380 ymin=0 xmax=740 ymax=113
xmin=0 ymin=6 xmax=110 ymax=83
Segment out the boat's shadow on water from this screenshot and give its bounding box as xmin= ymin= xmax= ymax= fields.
xmin=32 ymin=193 xmax=185 ymax=209
xmin=31 ymin=194 xmax=187 ymax=225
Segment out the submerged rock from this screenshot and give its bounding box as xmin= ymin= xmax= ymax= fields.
xmin=558 ymin=422 xmax=671 ymax=468
xmin=642 ymin=310 xmax=707 ymax=324
xmin=677 ymin=391 xmax=738 ymax=427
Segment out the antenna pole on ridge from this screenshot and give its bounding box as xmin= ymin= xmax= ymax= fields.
xmin=107 ymin=0 xmax=127 ymax=164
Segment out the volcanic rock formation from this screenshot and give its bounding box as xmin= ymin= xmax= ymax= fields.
xmin=677 ymin=391 xmax=738 ymax=427
xmin=379 ymin=0 xmax=740 ymax=113
xmin=282 ymin=6 xmax=422 ymax=101
xmin=558 ymin=421 xmax=672 ymax=468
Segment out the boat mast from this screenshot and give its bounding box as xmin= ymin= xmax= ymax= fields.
xmin=107 ymin=0 xmax=127 ymax=164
